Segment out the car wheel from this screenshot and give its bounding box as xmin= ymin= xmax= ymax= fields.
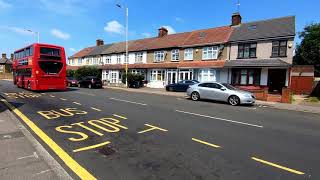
xmin=88 ymin=84 xmax=92 ymax=89
xmin=191 ymin=92 xmax=200 ymax=101
xmin=228 ymin=95 xmax=240 ymax=106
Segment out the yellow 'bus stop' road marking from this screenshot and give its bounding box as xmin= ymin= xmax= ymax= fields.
xmin=73 ymin=141 xmax=110 ymax=153
xmin=0 ymin=98 xmax=96 ymax=180
xmin=192 ymin=138 xmax=221 ymax=148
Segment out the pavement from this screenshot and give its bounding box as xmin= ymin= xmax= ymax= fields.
xmin=0 ymin=79 xmax=320 ymax=180
xmin=104 ymin=86 xmax=320 ymax=114
xmin=0 ymin=96 xmax=71 ymax=179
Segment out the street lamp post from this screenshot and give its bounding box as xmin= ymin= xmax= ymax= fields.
xmin=26 ymin=29 xmax=40 ymax=43
xmin=116 ymin=4 xmax=128 ymax=88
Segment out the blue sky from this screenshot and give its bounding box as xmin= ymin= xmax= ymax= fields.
xmin=0 ymin=0 xmax=319 ymax=57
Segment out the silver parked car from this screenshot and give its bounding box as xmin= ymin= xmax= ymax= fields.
xmin=186 ymin=82 xmax=255 ymax=106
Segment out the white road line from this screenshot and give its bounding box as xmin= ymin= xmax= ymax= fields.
xmin=74 ymin=91 xmax=95 ymax=96
xmin=91 ymin=107 xmax=101 ymax=111
xmin=110 ymin=98 xmax=147 ymax=106
xmin=175 ymin=110 xmax=263 ymax=128
xmin=73 ymin=102 xmax=82 ymax=105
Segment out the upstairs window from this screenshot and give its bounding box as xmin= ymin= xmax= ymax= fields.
xmin=105 ymin=56 xmax=111 ymax=64
xmin=135 ymin=52 xmax=143 ymax=63
xmin=154 ymin=51 xmax=165 ymax=62
xmin=272 ymin=40 xmax=287 ymax=57
xmin=202 ymin=46 xmax=218 ymax=60
xmin=171 ymin=49 xmax=179 ymax=61
xmin=124 ymin=54 xmax=129 ymax=64
xmin=238 ymin=43 xmax=256 ymax=58
xmin=116 ymin=54 xmax=121 ymax=64
xmin=184 ymin=48 xmax=193 ymax=60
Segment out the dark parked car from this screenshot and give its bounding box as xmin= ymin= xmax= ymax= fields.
xmin=66 ymin=76 xmax=78 ymax=87
xmin=78 ymin=76 xmax=102 ymax=89
xmin=166 ymin=80 xmax=199 ymax=92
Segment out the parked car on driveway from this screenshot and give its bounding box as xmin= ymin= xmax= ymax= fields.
xmin=66 ymin=77 xmax=78 ymax=87
xmin=77 ymin=76 xmax=102 ymax=89
xmin=166 ymin=80 xmax=199 ymax=92
xmin=186 ymin=82 xmax=255 ymax=106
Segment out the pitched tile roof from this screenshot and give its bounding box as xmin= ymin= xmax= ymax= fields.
xmin=224 ymin=58 xmax=291 ymax=67
xmin=69 ymin=46 xmax=95 ymax=58
xmin=229 ymin=16 xmax=295 ymax=42
xmin=70 ymin=26 xmax=233 ymax=57
xmin=0 ymin=57 xmax=12 ymax=64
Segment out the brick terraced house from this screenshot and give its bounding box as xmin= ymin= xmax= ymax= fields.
xmin=68 ymin=13 xmax=295 ymax=92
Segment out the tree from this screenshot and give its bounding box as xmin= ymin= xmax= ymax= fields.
xmin=66 ymin=69 xmax=75 ymax=77
xmin=122 ymin=73 xmax=144 ymax=88
xmin=294 ymin=23 xmax=320 ymax=76
xmin=75 ymin=66 xmax=101 ymax=80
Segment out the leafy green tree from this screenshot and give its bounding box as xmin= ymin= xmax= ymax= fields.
xmin=294 ymin=23 xmax=320 ymax=76
xmin=66 ymin=69 xmax=75 ymax=77
xmin=75 ymin=66 xmax=101 ymax=80
xmin=122 ymin=73 xmax=144 ymax=88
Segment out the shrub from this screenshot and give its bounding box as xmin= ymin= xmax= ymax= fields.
xmin=66 ymin=69 xmax=75 ymax=77
xmin=122 ymin=73 xmax=144 ymax=88
xmin=75 ymin=66 xmax=101 ymax=80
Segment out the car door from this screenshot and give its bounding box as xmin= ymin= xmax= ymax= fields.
xmin=207 ymin=83 xmax=224 ymax=100
xmin=197 ymin=83 xmax=211 ymax=99
xmin=176 ymin=80 xmax=185 ymax=91
xmin=182 ymin=80 xmax=193 ymax=91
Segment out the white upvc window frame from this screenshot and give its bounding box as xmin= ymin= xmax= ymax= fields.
xmin=116 ymin=54 xmax=121 ymax=64
xmin=150 ymin=69 xmax=165 ymax=81
xmin=184 ymin=48 xmax=193 ymax=60
xmin=171 ymin=49 xmax=179 ymax=61
xmin=124 ymin=54 xmax=129 ymax=64
xmin=202 ymin=46 xmax=218 ymax=60
xmin=135 ymin=52 xmax=143 ymax=63
xmin=154 ymin=51 xmax=165 ymax=62
xmin=105 ymin=56 xmax=111 ymax=64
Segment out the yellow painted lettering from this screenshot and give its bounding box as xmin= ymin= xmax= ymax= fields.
xmin=37 ymin=111 xmax=60 ymax=120
xmin=55 ymin=125 xmax=88 ymax=142
xmin=51 ymin=109 xmax=74 ymax=117
xmin=71 ymin=122 xmax=104 ymax=136
xmin=100 ymin=118 xmax=128 ymax=130
xmin=65 ymin=108 xmax=87 ymax=115
xmin=88 ymin=120 xmax=119 ymax=133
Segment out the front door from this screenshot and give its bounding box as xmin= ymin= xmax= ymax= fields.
xmin=268 ymin=69 xmax=286 ymax=94
xmin=167 ymin=70 xmax=177 ymax=85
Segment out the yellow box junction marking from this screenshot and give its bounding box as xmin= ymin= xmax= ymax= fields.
xmin=91 ymin=107 xmax=101 ymax=111
xmin=73 ymin=102 xmax=81 ymax=105
xmin=73 ymin=141 xmax=110 ymax=153
xmin=0 ymin=98 xmax=96 ymax=180
xmin=138 ymin=124 xmax=168 ymax=134
xmin=113 ymin=114 xmax=127 ymax=119
xmin=60 ymin=98 xmax=67 ymax=101
xmin=192 ymin=138 xmax=221 ymax=148
xmin=251 ymin=157 xmax=305 ymax=175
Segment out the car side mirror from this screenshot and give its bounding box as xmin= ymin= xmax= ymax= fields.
xmin=221 ymin=87 xmax=226 ymax=91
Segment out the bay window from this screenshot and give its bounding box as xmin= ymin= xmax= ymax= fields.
xmin=202 ymin=46 xmax=218 ymax=60
xmin=232 ymin=69 xmax=261 ymax=85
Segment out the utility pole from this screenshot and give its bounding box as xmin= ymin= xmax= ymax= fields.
xmin=26 ymin=29 xmax=40 ymax=43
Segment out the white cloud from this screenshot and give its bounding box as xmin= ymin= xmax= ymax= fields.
xmin=104 ymin=20 xmax=124 ymax=34
xmin=175 ymin=17 xmax=183 ymax=22
xmin=142 ymin=32 xmax=152 ymax=38
xmin=51 ymin=29 xmax=70 ymax=40
xmin=0 ymin=0 xmax=11 ymax=9
xmin=0 ymin=26 xmax=33 ymax=35
xmin=161 ymin=25 xmax=176 ymax=34
xmin=69 ymin=48 xmax=76 ymax=52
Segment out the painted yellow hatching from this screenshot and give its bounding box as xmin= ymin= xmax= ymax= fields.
xmin=0 ymin=98 xmax=97 ymax=180
xmin=192 ymin=138 xmax=221 ymax=148
xmin=251 ymin=157 xmax=305 ymax=175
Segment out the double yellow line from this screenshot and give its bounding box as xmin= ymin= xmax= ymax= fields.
xmin=0 ymin=98 xmax=96 ymax=180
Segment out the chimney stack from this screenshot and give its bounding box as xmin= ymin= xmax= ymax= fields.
xmin=158 ymin=27 xmax=168 ymax=38
xmin=96 ymin=39 xmax=104 ymax=46
xmin=231 ymin=12 xmax=242 ymax=26
xmin=2 ymin=53 xmax=6 ymax=59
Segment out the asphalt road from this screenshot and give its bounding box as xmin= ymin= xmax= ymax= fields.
xmin=0 ymin=79 xmax=319 ymax=180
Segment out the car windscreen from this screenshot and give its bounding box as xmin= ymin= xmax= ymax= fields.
xmin=38 ymin=61 xmax=63 ymax=75
xmin=222 ymin=83 xmax=237 ymax=90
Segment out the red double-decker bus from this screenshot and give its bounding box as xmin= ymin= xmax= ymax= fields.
xmin=13 ymin=43 xmax=67 ymax=91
